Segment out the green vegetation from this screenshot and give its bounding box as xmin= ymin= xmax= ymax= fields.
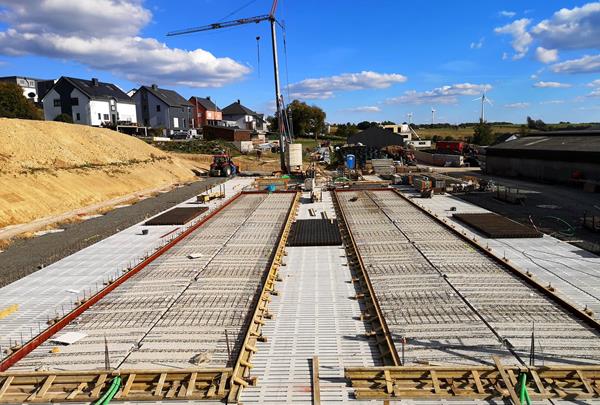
xmin=53 ymin=113 xmax=73 ymax=123
xmin=268 ymin=99 xmax=326 ymax=136
xmin=149 ymin=139 xmax=242 ymax=156
xmin=472 ymin=120 xmax=494 ymax=145
xmin=0 ymin=82 xmax=42 ymax=120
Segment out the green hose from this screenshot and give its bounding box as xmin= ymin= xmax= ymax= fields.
xmin=93 ymin=375 xmax=121 ymax=405
xmin=518 ymin=373 xmax=531 ymax=405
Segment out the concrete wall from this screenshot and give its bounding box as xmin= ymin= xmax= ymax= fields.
xmin=486 ymin=156 xmax=600 ymax=183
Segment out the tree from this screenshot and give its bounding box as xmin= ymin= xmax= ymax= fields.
xmin=356 ymin=121 xmax=378 ymax=130
xmin=527 ymin=116 xmax=547 ymax=131
xmin=0 ymin=82 xmax=42 ymax=120
xmin=472 ymin=120 xmax=494 ymax=145
xmin=380 ymin=120 xmax=396 ymax=126
xmin=335 ymin=123 xmax=359 ymax=138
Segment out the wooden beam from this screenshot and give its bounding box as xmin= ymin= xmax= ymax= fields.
xmin=492 ymin=356 xmax=521 ymax=405
xmin=312 ymin=356 xmax=321 ymax=405
xmin=0 ymin=376 xmax=14 ymax=400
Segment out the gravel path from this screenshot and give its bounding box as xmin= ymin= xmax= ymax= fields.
xmin=0 ymin=177 xmax=224 ymax=287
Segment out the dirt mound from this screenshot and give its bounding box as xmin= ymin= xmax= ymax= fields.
xmin=0 ymin=119 xmax=199 ymax=228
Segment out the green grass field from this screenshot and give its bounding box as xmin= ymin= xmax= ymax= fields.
xmin=414 ymin=125 xmax=521 ymax=140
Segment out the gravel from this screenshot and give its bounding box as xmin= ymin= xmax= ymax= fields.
xmin=0 ymin=177 xmax=224 ymax=287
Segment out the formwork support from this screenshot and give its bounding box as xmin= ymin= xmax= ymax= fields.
xmin=0 ymin=369 xmax=231 ymax=403
xmin=331 ymin=190 xmax=400 ymax=366
xmin=227 ymin=191 xmax=300 ymax=402
xmin=345 ymin=357 xmax=600 ymax=401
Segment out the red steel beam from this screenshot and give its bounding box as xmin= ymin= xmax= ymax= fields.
xmin=0 ymin=191 xmax=246 ymax=372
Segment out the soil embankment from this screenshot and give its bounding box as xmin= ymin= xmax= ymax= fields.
xmin=0 ymin=119 xmax=203 ymax=229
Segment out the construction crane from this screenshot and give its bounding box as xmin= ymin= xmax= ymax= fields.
xmin=168 ymin=0 xmax=290 ymax=172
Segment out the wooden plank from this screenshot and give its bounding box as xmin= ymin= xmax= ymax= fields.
xmin=165 ymin=380 xmax=180 ymax=398
xmin=121 ymin=373 xmax=136 ymax=397
xmin=37 ymin=374 xmax=56 ymax=399
xmin=217 ymin=372 xmax=228 ymax=396
xmin=66 ymin=382 xmax=87 ymax=400
xmin=90 ymin=374 xmax=108 ymax=397
xmin=430 ymin=370 xmax=441 ymax=394
xmin=492 ymin=356 xmax=521 ymax=405
xmin=577 ymin=370 xmax=595 ymax=394
xmin=471 ymin=370 xmax=485 ymax=394
xmin=0 ymin=376 xmax=14 ymax=400
xmin=312 ymin=356 xmax=321 ymax=405
xmin=185 ymin=372 xmax=197 ymax=397
xmin=384 ymin=369 xmax=393 ymax=395
xmin=154 ymin=373 xmax=167 ymax=397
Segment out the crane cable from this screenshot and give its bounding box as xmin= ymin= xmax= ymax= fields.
xmin=256 ymin=36 xmax=261 ymax=78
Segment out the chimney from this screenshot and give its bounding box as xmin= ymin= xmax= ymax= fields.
xmin=91 ymin=78 xmax=99 ymax=86
xmin=237 ymin=99 xmax=240 ymax=104
xmin=151 ymin=84 xmax=158 ymax=90
xmin=207 ymin=96 xmax=211 ymax=100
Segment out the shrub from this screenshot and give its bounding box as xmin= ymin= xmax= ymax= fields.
xmin=0 ymin=82 xmax=42 ymax=120
xmin=54 ymin=113 xmax=73 ymax=123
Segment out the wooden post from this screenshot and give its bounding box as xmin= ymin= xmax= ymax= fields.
xmin=312 ymin=356 xmax=321 ymax=405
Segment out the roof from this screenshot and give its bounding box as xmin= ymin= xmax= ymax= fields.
xmin=222 ymin=100 xmax=258 ymax=116
xmin=487 ymin=134 xmax=600 ymax=163
xmin=140 ymin=85 xmax=192 ymax=107
xmin=347 ymin=126 xmax=406 ymax=148
xmin=190 ymin=96 xmax=220 ymax=111
xmin=63 ymin=77 xmax=132 ymax=103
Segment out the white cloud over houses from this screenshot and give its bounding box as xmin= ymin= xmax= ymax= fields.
xmin=494 ymin=18 xmax=532 ymax=59
xmin=289 ymin=71 xmax=407 ymax=100
xmin=551 ymin=54 xmax=600 ymax=74
xmin=0 ymin=0 xmax=250 ymax=87
xmin=504 ymin=102 xmax=530 ymax=109
xmin=385 ymin=83 xmax=492 ymax=105
xmin=532 ymin=81 xmax=572 ymax=88
xmin=343 ymin=106 xmax=381 ymax=113
xmin=535 ymin=47 xmax=559 ymax=63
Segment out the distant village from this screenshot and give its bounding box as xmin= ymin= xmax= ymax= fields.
xmin=0 ymin=75 xmax=268 ymax=139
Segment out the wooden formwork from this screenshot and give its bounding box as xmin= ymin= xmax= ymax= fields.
xmin=346 ymin=356 xmax=600 ymax=402
xmin=0 ymin=369 xmax=231 ymax=403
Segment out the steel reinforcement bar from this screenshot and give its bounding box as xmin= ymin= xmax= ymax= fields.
xmin=346 ymin=356 xmax=600 ymax=402
xmin=227 ymin=191 xmax=300 ymax=402
xmin=332 ymin=190 xmax=400 ymax=367
xmin=0 ymin=191 xmax=245 ymax=372
xmin=0 ymin=368 xmax=232 ymax=403
xmin=390 ymin=188 xmax=600 ymax=332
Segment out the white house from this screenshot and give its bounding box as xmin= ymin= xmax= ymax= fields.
xmin=42 ymin=77 xmax=136 ymax=126
xmin=221 ymin=100 xmax=268 ymax=133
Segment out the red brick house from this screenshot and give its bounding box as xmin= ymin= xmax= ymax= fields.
xmin=189 ymin=96 xmax=222 ymax=128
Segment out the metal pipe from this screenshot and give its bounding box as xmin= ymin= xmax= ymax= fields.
xmin=270 ymin=17 xmax=286 ymax=173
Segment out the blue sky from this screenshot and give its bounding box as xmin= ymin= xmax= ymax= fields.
xmin=1 ymin=0 xmax=599 ymax=124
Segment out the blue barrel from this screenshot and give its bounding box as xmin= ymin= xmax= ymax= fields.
xmin=345 ymin=154 xmax=356 ymax=170
xmin=266 ymin=184 xmax=276 ymax=192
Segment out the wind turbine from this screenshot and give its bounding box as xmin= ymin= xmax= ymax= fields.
xmin=407 ymin=112 xmax=413 ymax=125
xmin=430 ymin=108 xmax=436 ymax=125
xmin=473 ymin=91 xmax=493 ymax=122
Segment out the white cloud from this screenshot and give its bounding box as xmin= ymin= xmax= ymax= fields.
xmin=494 ymin=18 xmax=533 ymax=59
xmin=551 ymin=54 xmax=600 ymax=73
xmin=533 ymin=81 xmax=572 ymax=88
xmin=499 ymin=10 xmax=517 ymax=18
xmin=470 ymin=38 xmax=484 ymax=49
xmin=0 ymin=0 xmax=250 ymax=87
xmin=587 ymin=79 xmax=600 ymax=87
xmin=539 ymin=99 xmax=565 ymax=104
xmin=289 ymin=71 xmax=407 ymax=100
xmin=588 ymin=88 xmax=600 ymax=97
xmin=504 ymin=102 xmax=530 ymax=109
xmin=531 ymin=2 xmax=600 ymax=50
xmin=385 ymin=83 xmax=492 ymax=105
xmin=535 ymin=47 xmax=559 ymax=63
xmin=343 ymin=106 xmax=381 ymax=113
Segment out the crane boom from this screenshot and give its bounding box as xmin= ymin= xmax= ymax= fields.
xmin=167 ymin=14 xmax=270 ymax=36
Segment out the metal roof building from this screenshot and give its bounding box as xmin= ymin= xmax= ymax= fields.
xmin=485 ymin=130 xmax=600 ymax=185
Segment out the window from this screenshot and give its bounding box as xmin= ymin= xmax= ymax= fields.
xmin=156 ymin=105 xmax=161 ymax=112
xmin=71 ymin=97 xmax=79 ymax=106
xmin=53 ymin=99 xmax=60 ymax=107
xmin=182 ymin=119 xmax=186 ymax=128
xmin=98 ymin=113 xmax=101 ymax=120
xmin=103 ymin=114 xmax=109 ymax=120
xmin=76 ymin=113 xmax=80 ymax=121
xmin=111 ymin=104 xmax=116 ymax=111
xmin=173 ymin=117 xmax=179 ymax=128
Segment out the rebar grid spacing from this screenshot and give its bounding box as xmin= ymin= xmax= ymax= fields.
xmin=227 ymin=191 xmax=300 ymax=402
xmin=346 ymin=356 xmax=600 ymax=401
xmin=0 ymin=369 xmax=231 ymax=403
xmin=331 ymin=191 xmax=400 ymax=367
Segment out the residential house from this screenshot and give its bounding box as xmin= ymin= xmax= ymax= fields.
xmin=132 ymin=84 xmax=193 ymax=133
xmin=221 ymin=100 xmax=268 ymax=133
xmin=42 ymin=77 xmax=136 ymax=125
xmin=189 ymin=96 xmax=222 ymax=128
xmin=0 ymin=76 xmax=55 ymax=103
